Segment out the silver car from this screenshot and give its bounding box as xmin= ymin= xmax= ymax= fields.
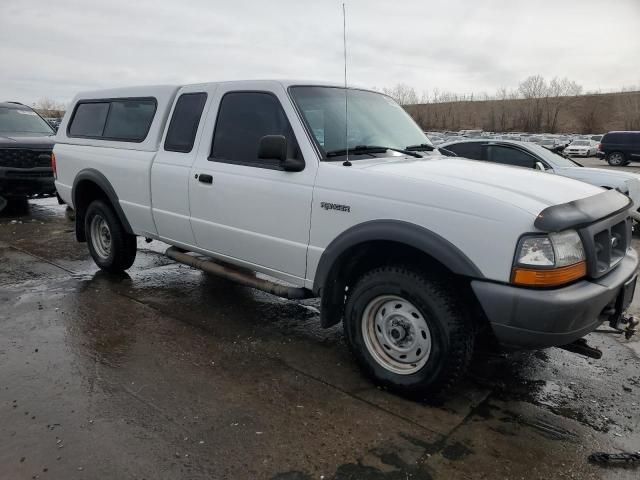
xmin=565 ymin=139 xmax=597 ymax=157
xmin=439 ymin=139 xmax=640 ymax=213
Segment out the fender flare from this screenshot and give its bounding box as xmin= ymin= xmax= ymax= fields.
xmin=72 ymin=169 xmax=134 ymax=239
xmin=312 ymin=219 xmax=484 ymax=296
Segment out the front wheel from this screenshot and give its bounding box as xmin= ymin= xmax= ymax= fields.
xmin=85 ymin=200 xmax=137 ymax=272
xmin=344 ymin=266 xmax=475 ymax=398
xmin=607 ymin=152 xmax=626 ymax=166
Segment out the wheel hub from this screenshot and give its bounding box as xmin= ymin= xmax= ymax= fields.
xmin=362 ymin=295 xmax=432 ymax=375
xmin=90 ymin=214 xmax=112 ymax=259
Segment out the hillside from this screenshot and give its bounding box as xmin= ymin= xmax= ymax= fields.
xmin=405 ymin=90 xmax=640 ymax=134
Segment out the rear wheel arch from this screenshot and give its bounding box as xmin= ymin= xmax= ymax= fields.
xmin=72 ymin=169 xmax=133 ymax=242
xmin=312 ymin=221 xmax=484 ymax=328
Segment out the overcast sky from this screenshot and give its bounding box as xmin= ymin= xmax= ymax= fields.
xmin=1 ymin=0 xmax=639 ymax=106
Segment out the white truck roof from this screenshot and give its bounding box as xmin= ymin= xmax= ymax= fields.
xmin=55 ymin=80 xmax=375 ymax=151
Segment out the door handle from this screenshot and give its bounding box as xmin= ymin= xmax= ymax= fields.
xmin=198 ymin=174 xmax=213 ymax=184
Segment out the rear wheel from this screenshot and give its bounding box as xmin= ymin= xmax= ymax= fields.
xmin=85 ymin=199 xmax=137 ymax=272
xmin=607 ymin=151 xmax=626 ymax=166
xmin=344 ymin=265 xmax=475 ymax=399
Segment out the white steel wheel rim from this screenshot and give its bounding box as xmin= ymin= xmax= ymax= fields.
xmin=90 ymin=214 xmax=112 ymax=260
xmin=361 ymin=295 xmax=432 ymax=375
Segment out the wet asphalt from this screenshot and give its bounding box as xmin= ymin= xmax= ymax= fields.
xmin=1 ymin=195 xmax=639 ymax=480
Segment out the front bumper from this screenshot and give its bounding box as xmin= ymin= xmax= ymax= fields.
xmin=471 ymin=249 xmax=639 ymax=349
xmin=0 ymin=167 xmax=55 ymax=196
xmin=566 ymin=150 xmax=589 ymax=156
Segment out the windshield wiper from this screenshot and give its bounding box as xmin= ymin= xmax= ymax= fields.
xmin=405 ymin=143 xmax=435 ymax=152
xmin=325 ymin=145 xmax=422 ymax=159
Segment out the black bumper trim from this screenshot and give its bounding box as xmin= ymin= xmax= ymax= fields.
xmin=535 ymin=189 xmax=631 ymax=232
xmin=0 ymin=167 xmax=55 ymax=196
xmin=472 ymin=249 xmax=639 ymax=349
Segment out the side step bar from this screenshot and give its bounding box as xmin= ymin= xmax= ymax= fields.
xmin=165 ymin=247 xmax=313 ymax=300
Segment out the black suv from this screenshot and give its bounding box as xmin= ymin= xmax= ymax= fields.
xmin=597 ymin=131 xmax=640 ymax=166
xmin=0 ymin=102 xmax=56 ymax=212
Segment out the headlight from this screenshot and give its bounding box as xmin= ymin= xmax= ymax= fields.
xmin=512 ymin=230 xmax=586 ymax=287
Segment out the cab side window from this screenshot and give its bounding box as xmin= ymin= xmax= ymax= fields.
xmin=487 ymin=145 xmax=537 ymax=168
xmin=210 ymin=92 xmax=301 ymax=169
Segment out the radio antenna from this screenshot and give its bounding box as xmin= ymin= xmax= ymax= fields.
xmin=342 ymin=2 xmax=351 ymax=166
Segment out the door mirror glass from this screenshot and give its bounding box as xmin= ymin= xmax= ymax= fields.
xmin=258 ymin=135 xmax=305 ymax=171
xmin=258 ymin=135 xmax=287 ymax=162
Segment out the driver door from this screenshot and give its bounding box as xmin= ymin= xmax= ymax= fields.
xmin=188 ymin=83 xmax=318 ymax=284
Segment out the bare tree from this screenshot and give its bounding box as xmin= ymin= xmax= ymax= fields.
xmin=518 ymin=75 xmax=547 ymax=132
xmin=543 ymin=77 xmax=582 ymax=133
xmin=382 ymin=84 xmax=420 ymax=106
xmin=32 ymin=98 xmax=65 ymax=118
xmin=620 ymin=92 xmax=640 ymax=130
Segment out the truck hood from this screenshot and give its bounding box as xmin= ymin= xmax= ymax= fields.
xmin=0 ymin=134 xmax=55 ymax=149
xmin=349 ymin=155 xmax=604 ymax=216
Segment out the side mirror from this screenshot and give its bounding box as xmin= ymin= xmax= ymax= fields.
xmin=257 ymin=135 xmax=305 ymax=172
xmin=258 ymin=135 xmax=287 ymax=162
xmin=535 ymin=161 xmax=546 ymax=171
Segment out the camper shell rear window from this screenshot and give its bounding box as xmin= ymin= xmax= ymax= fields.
xmin=68 ymin=97 xmax=157 ymax=142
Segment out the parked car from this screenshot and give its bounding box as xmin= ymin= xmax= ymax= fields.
xmin=53 ymin=81 xmax=638 ymax=397
xmin=424 ymin=132 xmax=444 ymax=146
xmin=0 ymin=102 xmax=56 ymax=212
xmin=565 ymin=139 xmax=597 ymax=157
xmin=44 ymin=117 xmax=61 ymax=132
xmin=597 ymin=131 xmax=640 ymax=166
xmin=439 ymin=139 xmax=640 ymax=211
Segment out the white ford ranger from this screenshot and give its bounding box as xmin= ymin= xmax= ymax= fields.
xmin=53 ymin=81 xmax=638 ymax=397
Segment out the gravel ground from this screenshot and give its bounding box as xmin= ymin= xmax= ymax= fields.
xmin=1 ymin=190 xmax=639 ymax=479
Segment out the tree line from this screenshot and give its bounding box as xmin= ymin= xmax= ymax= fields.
xmin=381 ymin=76 xmax=640 ymax=134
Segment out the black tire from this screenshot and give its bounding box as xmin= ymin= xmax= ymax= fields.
xmin=343 ymin=266 xmax=474 ymax=399
xmin=607 ymin=151 xmax=626 ymax=166
xmin=85 ymin=199 xmax=137 ymax=273
xmin=0 ymin=196 xmax=29 ymax=216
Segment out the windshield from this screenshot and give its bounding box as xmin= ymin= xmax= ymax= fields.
xmin=571 ymin=140 xmax=589 ymax=146
xmin=289 ymin=86 xmax=430 ymax=159
xmin=0 ymin=107 xmax=54 ymax=135
xmin=526 ymin=142 xmax=581 ymax=167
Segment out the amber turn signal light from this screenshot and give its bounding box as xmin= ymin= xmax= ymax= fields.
xmin=511 ymin=261 xmax=587 ymax=287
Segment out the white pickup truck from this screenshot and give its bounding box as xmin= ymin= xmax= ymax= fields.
xmin=53 ymin=80 xmax=638 ymax=397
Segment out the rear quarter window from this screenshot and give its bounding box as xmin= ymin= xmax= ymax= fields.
xmin=68 ymin=98 xmax=157 ymax=142
xmin=164 ymin=92 xmax=208 ymax=153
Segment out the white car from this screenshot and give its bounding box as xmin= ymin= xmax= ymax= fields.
xmin=53 ymin=81 xmax=638 ymax=397
xmin=565 ymin=140 xmax=597 ymax=157
xmin=439 ymin=139 xmax=640 ymax=211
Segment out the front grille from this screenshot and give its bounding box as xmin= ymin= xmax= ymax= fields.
xmin=582 ymin=213 xmax=632 ymax=278
xmin=0 ymin=148 xmax=52 ymax=168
